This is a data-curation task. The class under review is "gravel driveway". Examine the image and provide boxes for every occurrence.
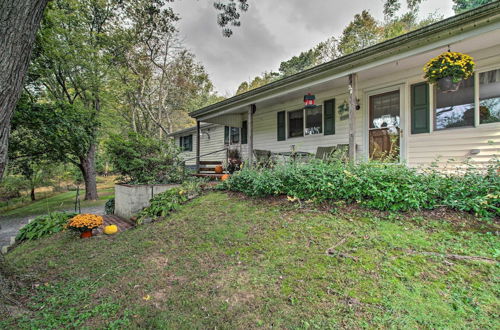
[0,205,105,249]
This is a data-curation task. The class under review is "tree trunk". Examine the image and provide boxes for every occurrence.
[79,143,98,201]
[30,187,36,201]
[0,0,49,179]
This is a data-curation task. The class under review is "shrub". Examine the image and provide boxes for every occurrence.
[106,132,183,184]
[16,212,77,242]
[138,179,206,221]
[105,198,115,215]
[0,175,28,200]
[220,160,500,218]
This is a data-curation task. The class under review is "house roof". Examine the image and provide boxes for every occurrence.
[168,122,216,137]
[189,2,500,119]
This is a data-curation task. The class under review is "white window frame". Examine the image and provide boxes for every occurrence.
[476,65,500,126]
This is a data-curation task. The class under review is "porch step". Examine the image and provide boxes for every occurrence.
[191,173,225,179]
[198,167,218,172]
[199,161,222,166]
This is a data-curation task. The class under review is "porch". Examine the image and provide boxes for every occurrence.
[187,11,500,168]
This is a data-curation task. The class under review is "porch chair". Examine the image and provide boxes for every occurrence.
[253,149,273,167]
[334,144,350,162]
[315,146,337,161]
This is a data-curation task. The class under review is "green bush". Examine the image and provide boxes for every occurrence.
[220,160,500,218]
[0,175,28,200]
[138,179,206,221]
[16,212,77,241]
[106,132,183,184]
[105,198,115,215]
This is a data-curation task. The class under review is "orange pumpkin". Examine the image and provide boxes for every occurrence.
[221,174,230,181]
[214,165,223,174]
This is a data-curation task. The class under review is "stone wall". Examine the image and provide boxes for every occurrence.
[114,184,179,219]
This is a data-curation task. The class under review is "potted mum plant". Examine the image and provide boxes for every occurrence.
[423,51,475,93]
[67,214,103,238]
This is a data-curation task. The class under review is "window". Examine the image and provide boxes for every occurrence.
[434,76,474,130]
[179,135,192,152]
[370,91,400,129]
[479,69,500,124]
[288,109,304,138]
[224,126,240,145]
[305,106,322,135]
[230,127,240,144]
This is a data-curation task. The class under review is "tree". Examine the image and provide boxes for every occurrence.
[11,98,99,200]
[452,0,495,13]
[338,10,383,56]
[0,0,249,181]
[0,0,50,180]
[236,72,279,94]
[113,0,221,137]
[214,0,249,37]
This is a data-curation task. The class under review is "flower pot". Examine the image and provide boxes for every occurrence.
[80,230,93,238]
[437,77,462,93]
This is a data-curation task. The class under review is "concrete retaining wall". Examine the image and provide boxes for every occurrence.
[114,184,179,219]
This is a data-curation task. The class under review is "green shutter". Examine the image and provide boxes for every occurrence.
[411,83,430,134]
[224,126,229,144]
[277,111,286,141]
[324,99,335,135]
[241,121,247,144]
[187,135,193,151]
[179,136,183,149]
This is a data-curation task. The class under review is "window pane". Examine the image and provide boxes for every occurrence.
[305,106,322,135]
[435,77,474,130]
[230,127,239,144]
[480,69,500,124]
[370,91,400,129]
[288,110,303,138]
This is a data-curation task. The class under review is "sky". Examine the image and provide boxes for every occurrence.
[170,0,455,96]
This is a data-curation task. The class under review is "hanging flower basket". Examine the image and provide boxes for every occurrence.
[423,52,475,93]
[437,77,461,93]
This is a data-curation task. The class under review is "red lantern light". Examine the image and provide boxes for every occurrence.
[304,93,316,109]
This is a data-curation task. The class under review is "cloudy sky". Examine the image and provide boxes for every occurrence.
[170,0,455,96]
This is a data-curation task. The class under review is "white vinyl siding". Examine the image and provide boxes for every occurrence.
[173,125,227,165]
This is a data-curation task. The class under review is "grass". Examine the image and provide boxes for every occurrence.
[0,177,115,219]
[2,192,499,328]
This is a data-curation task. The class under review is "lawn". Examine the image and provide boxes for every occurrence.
[0,177,116,218]
[2,192,499,328]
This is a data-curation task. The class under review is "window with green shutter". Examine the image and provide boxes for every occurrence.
[324,98,335,135]
[277,111,286,141]
[180,135,192,152]
[411,83,430,134]
[241,121,247,144]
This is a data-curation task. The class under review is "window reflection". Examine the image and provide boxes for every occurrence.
[480,69,500,124]
[434,77,474,130]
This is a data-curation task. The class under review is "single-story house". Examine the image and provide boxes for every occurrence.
[177,3,500,171]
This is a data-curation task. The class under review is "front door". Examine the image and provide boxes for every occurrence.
[369,90,401,161]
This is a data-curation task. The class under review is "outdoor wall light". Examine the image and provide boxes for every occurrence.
[304,93,316,109]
